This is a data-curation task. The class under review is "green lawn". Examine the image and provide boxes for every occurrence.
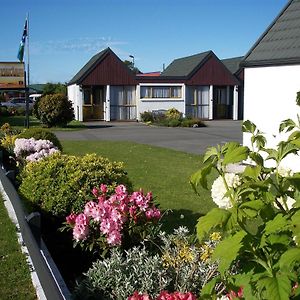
[0,116,86,131]
[62,140,217,230]
[0,195,36,300]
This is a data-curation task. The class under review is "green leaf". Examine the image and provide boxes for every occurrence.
[290,138,300,149]
[279,248,300,272]
[212,230,247,275]
[291,210,300,237]
[190,161,213,191]
[249,151,264,166]
[257,273,291,300]
[203,146,218,163]
[201,277,220,297]
[264,214,289,235]
[243,120,257,133]
[196,208,231,241]
[252,134,267,149]
[240,200,265,218]
[222,142,249,165]
[279,118,296,133]
[277,141,298,161]
[243,165,261,179]
[287,174,300,190]
[265,148,278,162]
[267,233,290,246]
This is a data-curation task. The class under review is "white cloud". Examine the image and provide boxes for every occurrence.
[31,37,127,55]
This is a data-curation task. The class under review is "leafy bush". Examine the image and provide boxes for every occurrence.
[19,153,132,217]
[75,227,222,299]
[0,107,9,116]
[32,97,41,119]
[190,118,300,299]
[167,119,181,127]
[140,111,155,122]
[165,108,182,120]
[181,118,206,128]
[37,93,74,127]
[75,247,169,300]
[18,128,63,151]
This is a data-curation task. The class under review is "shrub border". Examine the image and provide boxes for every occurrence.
[0,168,71,300]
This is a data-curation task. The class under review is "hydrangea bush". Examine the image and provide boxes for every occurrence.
[190,118,300,299]
[65,184,161,251]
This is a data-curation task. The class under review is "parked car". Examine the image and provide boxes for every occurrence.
[29,94,42,102]
[1,97,34,109]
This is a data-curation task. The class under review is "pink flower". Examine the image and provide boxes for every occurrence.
[156,291,197,300]
[97,195,106,203]
[107,230,122,246]
[75,213,89,226]
[227,287,243,300]
[73,213,89,241]
[115,184,127,195]
[91,205,103,222]
[84,201,97,217]
[73,223,89,241]
[145,207,161,220]
[66,213,77,225]
[92,187,99,197]
[100,184,107,194]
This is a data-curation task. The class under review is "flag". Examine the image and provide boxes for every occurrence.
[17,19,28,62]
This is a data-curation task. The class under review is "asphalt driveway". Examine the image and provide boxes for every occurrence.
[55,120,243,155]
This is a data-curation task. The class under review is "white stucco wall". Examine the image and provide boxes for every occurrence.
[243,65,300,170]
[137,83,185,120]
[67,84,83,121]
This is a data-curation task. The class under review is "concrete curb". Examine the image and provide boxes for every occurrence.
[0,167,71,300]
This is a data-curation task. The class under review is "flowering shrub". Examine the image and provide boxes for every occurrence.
[14,138,59,162]
[17,128,63,151]
[190,118,300,299]
[160,227,221,293]
[65,184,161,249]
[128,291,197,300]
[74,227,222,300]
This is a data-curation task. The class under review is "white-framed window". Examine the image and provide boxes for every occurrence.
[140,86,182,99]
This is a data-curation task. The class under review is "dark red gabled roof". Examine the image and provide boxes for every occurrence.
[69,48,136,86]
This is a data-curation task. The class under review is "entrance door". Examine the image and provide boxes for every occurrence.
[213,86,232,119]
[82,86,105,121]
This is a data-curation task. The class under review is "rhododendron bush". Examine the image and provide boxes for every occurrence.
[65,184,161,250]
[191,118,300,299]
[14,137,59,162]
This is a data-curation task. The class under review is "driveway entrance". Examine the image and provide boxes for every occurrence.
[55,120,242,155]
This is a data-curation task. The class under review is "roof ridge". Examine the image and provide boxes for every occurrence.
[242,0,298,66]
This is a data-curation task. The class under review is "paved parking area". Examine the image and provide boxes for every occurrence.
[55,120,243,155]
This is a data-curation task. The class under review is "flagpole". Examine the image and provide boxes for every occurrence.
[25,13,30,128]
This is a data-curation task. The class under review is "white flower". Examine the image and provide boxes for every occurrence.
[211,173,241,209]
[274,196,296,211]
[277,165,294,178]
[217,296,229,300]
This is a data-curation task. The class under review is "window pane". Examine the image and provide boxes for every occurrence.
[172,87,181,98]
[83,89,91,105]
[141,87,151,98]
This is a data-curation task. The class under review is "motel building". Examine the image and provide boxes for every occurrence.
[67,48,243,122]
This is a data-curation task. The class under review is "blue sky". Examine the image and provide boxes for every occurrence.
[1,0,288,84]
